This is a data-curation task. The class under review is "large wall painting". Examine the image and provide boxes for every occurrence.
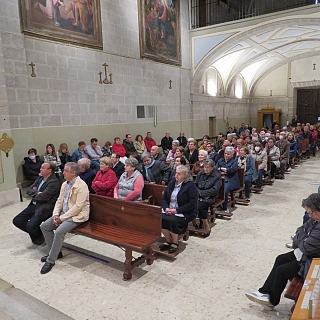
[139,0,181,66]
[19,0,103,49]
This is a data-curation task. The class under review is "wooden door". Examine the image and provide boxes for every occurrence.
[297,89,320,124]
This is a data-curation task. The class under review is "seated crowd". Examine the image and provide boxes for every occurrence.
[17,123,320,286]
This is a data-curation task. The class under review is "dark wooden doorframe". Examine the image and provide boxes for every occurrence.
[297,89,320,124]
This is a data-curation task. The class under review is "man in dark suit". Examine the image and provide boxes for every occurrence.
[13,162,60,245]
[111,152,125,179]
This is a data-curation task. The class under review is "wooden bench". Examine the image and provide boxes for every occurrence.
[17,164,34,202]
[262,155,273,185]
[284,276,304,306]
[73,194,161,280]
[210,178,226,221]
[142,183,189,256]
[230,168,246,207]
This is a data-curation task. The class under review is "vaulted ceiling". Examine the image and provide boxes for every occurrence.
[191,7,320,94]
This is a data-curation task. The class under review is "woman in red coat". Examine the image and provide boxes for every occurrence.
[91,157,118,197]
[112,137,126,157]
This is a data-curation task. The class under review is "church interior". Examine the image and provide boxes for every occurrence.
[0,0,320,319]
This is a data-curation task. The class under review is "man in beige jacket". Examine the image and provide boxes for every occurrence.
[40,162,90,274]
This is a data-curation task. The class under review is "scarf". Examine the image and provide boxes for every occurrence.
[144,159,155,182]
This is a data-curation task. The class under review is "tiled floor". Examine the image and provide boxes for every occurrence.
[0,157,319,320]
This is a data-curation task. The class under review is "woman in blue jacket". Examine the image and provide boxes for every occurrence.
[236,146,257,201]
[215,146,239,213]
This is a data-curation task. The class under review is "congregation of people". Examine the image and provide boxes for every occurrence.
[15,118,320,287]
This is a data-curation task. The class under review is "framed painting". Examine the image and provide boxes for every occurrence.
[138,0,181,66]
[19,0,103,50]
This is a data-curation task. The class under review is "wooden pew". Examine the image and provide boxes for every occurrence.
[284,276,304,313]
[210,178,226,221]
[262,155,273,185]
[17,164,34,202]
[230,168,245,207]
[73,194,161,280]
[142,183,189,257]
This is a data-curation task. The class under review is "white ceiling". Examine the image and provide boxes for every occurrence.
[191,7,320,94]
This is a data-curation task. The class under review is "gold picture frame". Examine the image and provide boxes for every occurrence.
[19,0,103,50]
[138,0,181,66]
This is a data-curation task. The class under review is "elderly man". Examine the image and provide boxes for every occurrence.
[150,145,165,161]
[13,162,60,245]
[40,162,90,274]
[110,152,125,179]
[85,138,103,171]
[161,131,173,155]
[246,193,320,310]
[144,131,157,152]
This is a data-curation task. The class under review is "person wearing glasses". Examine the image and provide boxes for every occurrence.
[13,162,60,245]
[246,193,320,310]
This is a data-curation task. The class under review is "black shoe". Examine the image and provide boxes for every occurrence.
[32,235,45,245]
[40,262,55,274]
[168,243,179,254]
[159,243,171,251]
[202,229,211,238]
[41,251,63,263]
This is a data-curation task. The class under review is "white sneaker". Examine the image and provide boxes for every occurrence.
[245,291,270,306]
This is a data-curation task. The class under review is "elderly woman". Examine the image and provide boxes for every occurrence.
[141,152,171,185]
[114,158,144,201]
[250,141,267,191]
[160,165,198,254]
[166,140,180,162]
[246,193,320,310]
[192,150,208,175]
[215,146,240,213]
[91,157,118,197]
[236,146,257,201]
[194,159,222,236]
[78,158,96,193]
[112,137,127,160]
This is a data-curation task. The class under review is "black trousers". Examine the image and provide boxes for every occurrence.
[259,251,300,306]
[198,198,215,219]
[270,162,276,178]
[12,203,45,242]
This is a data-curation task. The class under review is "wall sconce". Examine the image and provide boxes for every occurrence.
[101,63,113,84]
[169,80,172,89]
[270,90,273,96]
[29,62,36,77]
[313,63,316,70]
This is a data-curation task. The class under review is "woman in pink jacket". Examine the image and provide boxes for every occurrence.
[91,157,118,197]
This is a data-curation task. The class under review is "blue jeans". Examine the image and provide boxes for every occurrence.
[223,182,233,210]
[256,169,264,188]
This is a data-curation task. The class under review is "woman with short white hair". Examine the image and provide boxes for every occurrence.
[166,140,180,162]
[192,150,208,175]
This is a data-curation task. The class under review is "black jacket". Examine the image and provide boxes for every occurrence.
[161,136,173,152]
[24,156,43,181]
[122,139,137,157]
[195,170,222,200]
[184,149,199,164]
[162,180,199,222]
[112,161,125,180]
[26,174,60,219]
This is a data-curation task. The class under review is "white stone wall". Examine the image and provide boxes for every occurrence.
[0,0,191,130]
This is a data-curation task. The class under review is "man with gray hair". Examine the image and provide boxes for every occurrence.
[161,131,173,155]
[40,162,90,274]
